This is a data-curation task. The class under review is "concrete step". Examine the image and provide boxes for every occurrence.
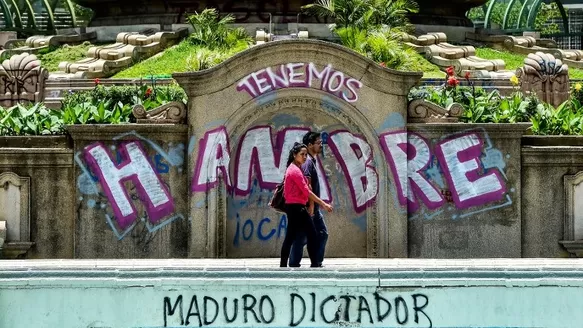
[0,259,582,328]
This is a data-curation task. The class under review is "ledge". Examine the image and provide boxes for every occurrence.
[66,124,188,140]
[0,135,71,148]
[522,146,583,166]
[407,123,531,138]
[560,240,583,258]
[523,135,583,147]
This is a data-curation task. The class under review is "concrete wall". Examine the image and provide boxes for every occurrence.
[407,123,527,258]
[2,40,583,259]
[1,259,583,328]
[68,125,190,258]
[0,137,74,258]
[521,140,583,257]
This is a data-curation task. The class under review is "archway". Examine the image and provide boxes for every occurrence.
[174,39,421,259]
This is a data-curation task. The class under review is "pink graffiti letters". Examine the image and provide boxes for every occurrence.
[237,63,363,103]
[227,125,332,201]
[380,131,444,212]
[234,126,305,195]
[83,141,175,229]
[434,132,506,209]
[192,126,232,192]
[327,130,379,213]
[379,130,507,212]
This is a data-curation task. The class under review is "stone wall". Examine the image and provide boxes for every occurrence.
[2,40,583,259]
[0,136,74,258]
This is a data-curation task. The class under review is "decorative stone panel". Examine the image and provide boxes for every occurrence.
[0,53,48,107]
[516,52,569,108]
[561,171,583,257]
[0,172,33,258]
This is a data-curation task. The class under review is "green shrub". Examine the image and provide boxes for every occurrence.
[0,103,63,135]
[61,83,187,123]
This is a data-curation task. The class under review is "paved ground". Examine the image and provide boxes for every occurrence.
[1,258,583,270]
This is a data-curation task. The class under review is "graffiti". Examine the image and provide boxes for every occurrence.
[192,126,232,192]
[379,128,511,218]
[327,130,379,213]
[237,63,363,103]
[194,126,369,212]
[233,213,288,246]
[233,126,331,201]
[84,142,175,230]
[76,131,185,241]
[163,292,432,327]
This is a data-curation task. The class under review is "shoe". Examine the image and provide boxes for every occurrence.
[310,263,323,268]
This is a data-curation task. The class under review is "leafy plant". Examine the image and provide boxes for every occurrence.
[302,0,417,31]
[187,8,252,50]
[0,103,63,135]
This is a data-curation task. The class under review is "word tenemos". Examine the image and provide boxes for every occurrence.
[237,62,363,103]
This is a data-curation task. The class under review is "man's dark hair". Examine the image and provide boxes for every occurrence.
[302,131,321,146]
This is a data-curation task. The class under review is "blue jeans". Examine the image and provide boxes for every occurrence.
[289,210,328,267]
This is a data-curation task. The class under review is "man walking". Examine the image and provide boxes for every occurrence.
[289,131,328,268]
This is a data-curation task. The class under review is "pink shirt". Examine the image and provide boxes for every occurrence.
[284,164,310,205]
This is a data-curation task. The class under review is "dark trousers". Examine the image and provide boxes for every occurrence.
[289,210,328,267]
[280,204,319,267]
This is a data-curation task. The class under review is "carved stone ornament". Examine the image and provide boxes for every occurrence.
[407,99,463,123]
[0,172,34,259]
[132,101,187,123]
[516,51,569,108]
[560,171,583,257]
[0,52,48,107]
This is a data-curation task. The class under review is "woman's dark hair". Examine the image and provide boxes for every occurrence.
[286,142,307,167]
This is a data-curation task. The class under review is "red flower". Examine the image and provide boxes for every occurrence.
[464,71,471,80]
[145,88,152,97]
[447,76,459,87]
[94,78,100,85]
[379,62,386,67]
[446,66,455,76]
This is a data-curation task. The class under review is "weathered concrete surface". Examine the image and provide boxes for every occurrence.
[521,145,583,258]
[175,39,422,260]
[0,143,74,258]
[2,258,583,328]
[407,123,528,258]
[67,125,189,258]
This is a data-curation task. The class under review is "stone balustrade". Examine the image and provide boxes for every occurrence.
[405,32,513,78]
[54,28,188,79]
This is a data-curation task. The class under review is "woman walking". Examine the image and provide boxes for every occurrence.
[280,142,333,267]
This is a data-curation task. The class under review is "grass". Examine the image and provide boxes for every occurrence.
[36,42,94,72]
[476,47,583,79]
[113,41,198,78]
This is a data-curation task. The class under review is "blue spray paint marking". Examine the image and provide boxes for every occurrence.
[113,131,185,167]
[144,214,185,233]
[378,112,405,132]
[256,91,278,106]
[271,113,302,128]
[352,214,367,232]
[204,119,227,130]
[75,151,99,195]
[187,135,196,155]
[106,214,137,240]
[455,194,513,220]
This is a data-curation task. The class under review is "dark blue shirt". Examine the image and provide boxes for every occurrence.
[301,153,320,210]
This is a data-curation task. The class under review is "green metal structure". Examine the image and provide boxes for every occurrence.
[484,0,569,33]
[0,0,77,32]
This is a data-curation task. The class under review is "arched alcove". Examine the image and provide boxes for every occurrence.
[174,39,421,259]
